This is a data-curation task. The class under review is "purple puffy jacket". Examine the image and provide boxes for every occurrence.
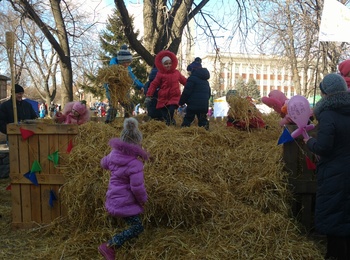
[101,138,149,217]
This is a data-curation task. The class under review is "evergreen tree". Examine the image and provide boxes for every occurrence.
[234,77,260,100]
[234,76,246,96]
[82,9,148,101]
[100,9,148,82]
[246,78,261,100]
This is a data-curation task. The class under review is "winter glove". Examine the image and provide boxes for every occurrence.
[144,97,152,106]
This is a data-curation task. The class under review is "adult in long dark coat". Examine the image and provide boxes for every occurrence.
[179,59,211,130]
[0,84,37,134]
[304,73,350,260]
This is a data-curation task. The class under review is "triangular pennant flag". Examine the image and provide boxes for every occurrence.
[66,139,73,153]
[305,156,317,170]
[24,171,39,186]
[277,128,294,145]
[6,184,11,190]
[49,189,57,208]
[48,151,59,166]
[31,160,42,173]
[20,127,35,140]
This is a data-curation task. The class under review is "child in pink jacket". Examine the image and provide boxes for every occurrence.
[98,117,149,260]
[145,50,187,125]
[53,101,90,125]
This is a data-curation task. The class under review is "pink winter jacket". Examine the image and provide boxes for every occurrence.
[100,138,149,217]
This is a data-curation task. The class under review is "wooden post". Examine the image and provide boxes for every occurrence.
[5,31,17,123]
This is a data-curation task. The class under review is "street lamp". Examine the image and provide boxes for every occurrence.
[75,88,84,101]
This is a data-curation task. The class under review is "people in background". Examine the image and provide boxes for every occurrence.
[98,117,149,260]
[304,73,350,260]
[145,50,187,126]
[0,84,37,135]
[179,57,211,130]
[49,101,56,118]
[39,103,46,118]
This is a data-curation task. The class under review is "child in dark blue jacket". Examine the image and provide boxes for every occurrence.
[179,58,211,130]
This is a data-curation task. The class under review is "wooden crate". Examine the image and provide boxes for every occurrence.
[283,125,318,232]
[7,123,78,229]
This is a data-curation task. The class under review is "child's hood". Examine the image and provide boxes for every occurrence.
[108,138,149,160]
[191,68,210,80]
[155,50,178,73]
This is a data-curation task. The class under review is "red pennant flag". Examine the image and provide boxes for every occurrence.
[20,127,35,140]
[305,156,316,170]
[6,184,11,190]
[66,139,73,153]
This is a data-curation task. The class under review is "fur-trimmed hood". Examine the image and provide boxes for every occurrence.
[313,91,350,119]
[154,50,178,74]
[108,138,149,161]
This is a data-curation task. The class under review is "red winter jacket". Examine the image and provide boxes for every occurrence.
[146,50,187,109]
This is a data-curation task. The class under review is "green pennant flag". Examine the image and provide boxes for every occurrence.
[31,160,42,173]
[48,150,59,166]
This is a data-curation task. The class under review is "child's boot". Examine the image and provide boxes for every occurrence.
[98,243,115,260]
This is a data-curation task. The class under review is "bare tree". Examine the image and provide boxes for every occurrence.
[252,0,350,96]
[7,0,72,104]
[4,0,105,105]
[114,0,251,66]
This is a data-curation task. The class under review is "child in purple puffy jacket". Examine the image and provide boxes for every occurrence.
[98,117,149,260]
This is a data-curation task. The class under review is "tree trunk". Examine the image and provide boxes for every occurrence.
[11,0,74,105]
[115,0,209,66]
[49,0,73,105]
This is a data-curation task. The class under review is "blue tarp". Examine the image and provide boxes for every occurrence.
[24,98,39,116]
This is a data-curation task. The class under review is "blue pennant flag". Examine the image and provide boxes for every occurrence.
[49,189,57,208]
[277,128,294,145]
[24,171,39,186]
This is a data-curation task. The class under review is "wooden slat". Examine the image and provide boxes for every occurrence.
[41,185,52,223]
[289,179,317,193]
[11,184,22,224]
[21,185,31,223]
[19,137,29,175]
[301,195,314,232]
[8,135,19,176]
[29,134,41,224]
[31,185,42,223]
[7,123,79,134]
[40,134,50,174]
[12,222,39,229]
[11,174,65,185]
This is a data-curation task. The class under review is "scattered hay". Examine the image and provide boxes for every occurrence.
[0,114,325,259]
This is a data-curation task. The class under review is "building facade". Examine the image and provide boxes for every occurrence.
[200,53,313,99]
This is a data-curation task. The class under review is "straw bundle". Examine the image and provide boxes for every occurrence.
[226,96,264,128]
[96,65,133,107]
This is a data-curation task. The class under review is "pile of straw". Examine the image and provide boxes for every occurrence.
[96,65,133,106]
[53,115,323,259]
[0,114,324,259]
